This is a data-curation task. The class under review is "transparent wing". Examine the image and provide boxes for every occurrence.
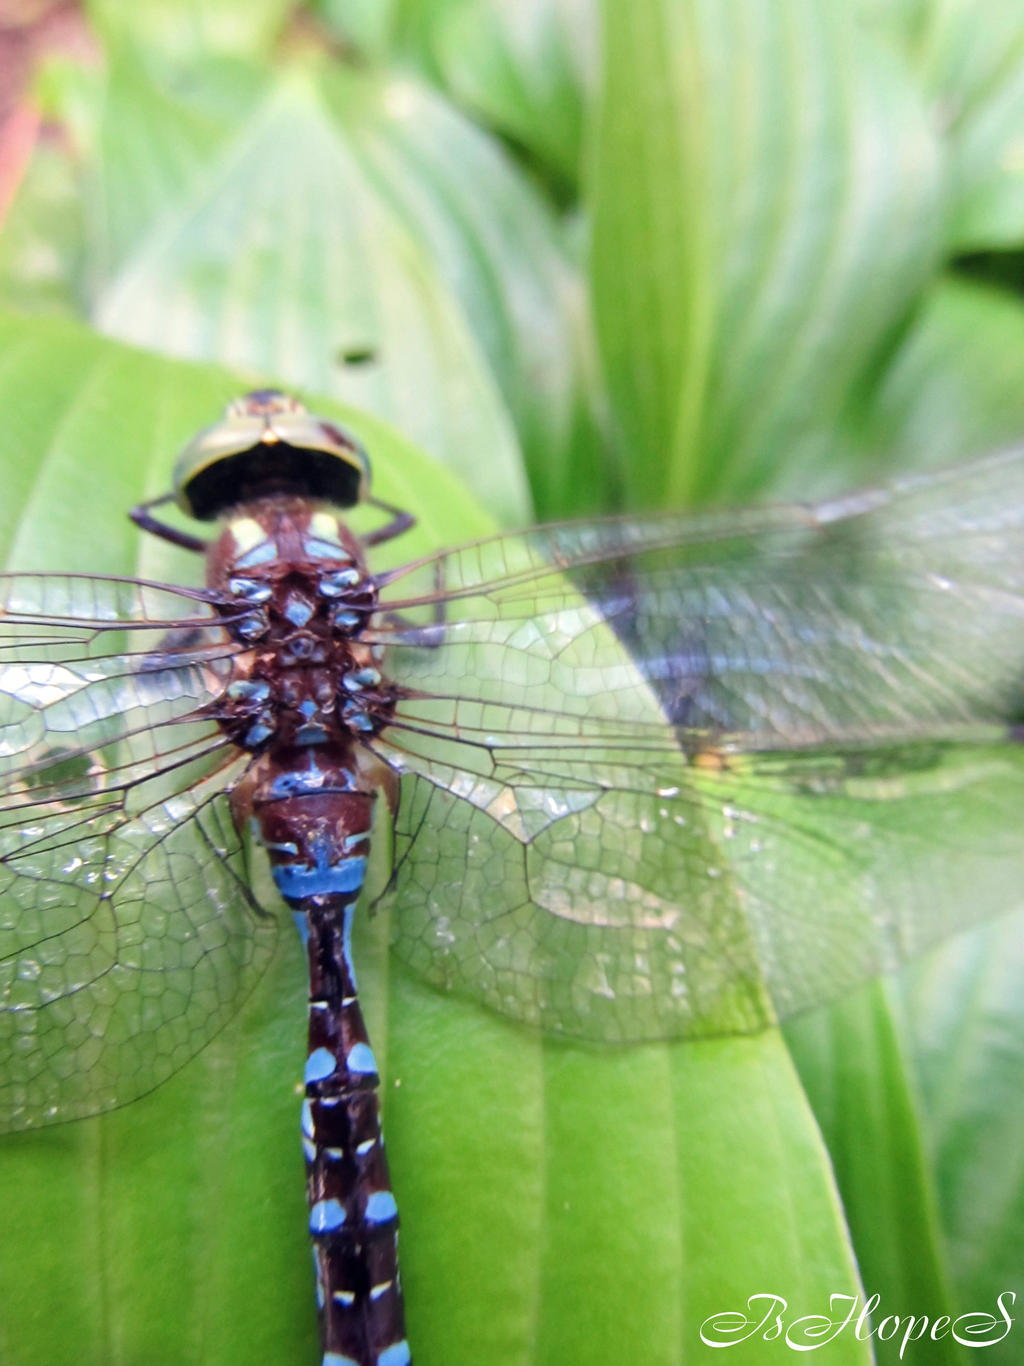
[367,447,1024,1041]
[0,574,275,1133]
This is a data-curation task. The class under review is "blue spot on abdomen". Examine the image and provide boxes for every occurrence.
[346,1042,377,1076]
[272,854,367,902]
[305,1047,337,1084]
[364,1190,398,1225]
[377,1341,412,1366]
[310,1198,347,1235]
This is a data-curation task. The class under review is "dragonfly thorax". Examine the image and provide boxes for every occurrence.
[207,497,392,753]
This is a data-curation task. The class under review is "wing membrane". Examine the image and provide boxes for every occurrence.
[376,446,1024,745]
[0,574,275,1132]
[371,448,1024,1040]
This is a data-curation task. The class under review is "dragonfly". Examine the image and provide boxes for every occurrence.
[1,390,1022,1366]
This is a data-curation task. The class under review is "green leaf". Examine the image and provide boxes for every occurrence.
[435,0,598,188]
[0,313,872,1366]
[591,0,945,508]
[86,0,293,68]
[903,912,1024,1366]
[0,123,85,319]
[787,986,966,1366]
[0,56,267,313]
[307,0,402,63]
[913,1,1024,249]
[91,71,532,526]
[850,275,1024,471]
[325,69,603,517]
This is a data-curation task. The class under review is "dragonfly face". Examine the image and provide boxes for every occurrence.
[1,392,1023,1364]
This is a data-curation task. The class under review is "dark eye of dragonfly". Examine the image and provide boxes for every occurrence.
[2,388,1023,1366]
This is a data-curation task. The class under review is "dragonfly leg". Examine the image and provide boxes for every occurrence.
[362,496,415,548]
[129,493,208,553]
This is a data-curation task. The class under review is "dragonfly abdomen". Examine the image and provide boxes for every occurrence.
[253,783,409,1366]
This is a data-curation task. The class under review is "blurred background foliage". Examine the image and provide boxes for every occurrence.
[0,1,1021,1364]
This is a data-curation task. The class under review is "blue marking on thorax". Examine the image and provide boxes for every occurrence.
[292,911,310,948]
[343,667,380,692]
[234,539,278,569]
[273,851,367,902]
[305,536,347,560]
[301,1099,314,1139]
[310,1198,346,1235]
[346,1042,377,1076]
[364,1190,398,1225]
[323,1354,359,1366]
[295,723,329,746]
[378,1341,412,1366]
[305,1047,337,1084]
[302,1136,316,1163]
[228,678,270,702]
[284,595,315,626]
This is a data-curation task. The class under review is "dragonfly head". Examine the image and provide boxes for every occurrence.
[173,390,372,521]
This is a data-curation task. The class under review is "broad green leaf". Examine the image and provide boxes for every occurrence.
[914,0,1024,248]
[787,986,965,1366]
[854,0,933,47]
[4,53,590,520]
[0,56,266,314]
[0,120,85,318]
[93,72,532,526]
[435,0,598,188]
[591,0,944,508]
[0,313,873,1366]
[390,0,473,75]
[307,0,402,62]
[849,275,1024,472]
[902,912,1024,1366]
[765,274,1024,496]
[2,58,538,525]
[325,69,604,517]
[85,59,268,284]
[86,0,292,67]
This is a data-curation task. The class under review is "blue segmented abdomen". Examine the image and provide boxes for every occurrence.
[254,780,410,1366]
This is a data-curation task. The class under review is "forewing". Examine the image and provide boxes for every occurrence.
[377,446,1024,744]
[370,448,1024,1041]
